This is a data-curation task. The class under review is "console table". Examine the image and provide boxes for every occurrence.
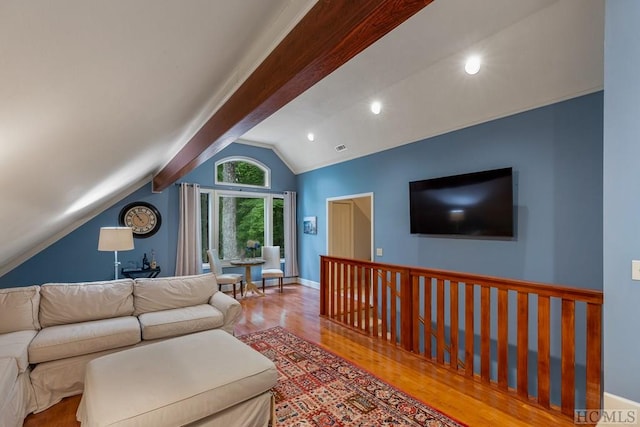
[121,267,161,279]
[229,259,265,297]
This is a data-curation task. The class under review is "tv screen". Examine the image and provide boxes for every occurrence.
[409,167,514,237]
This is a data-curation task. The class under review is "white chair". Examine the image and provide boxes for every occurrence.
[261,246,284,293]
[207,249,244,298]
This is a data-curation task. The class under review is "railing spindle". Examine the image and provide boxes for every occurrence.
[412,274,420,353]
[538,295,551,408]
[401,269,413,351]
[390,271,398,345]
[348,265,353,326]
[561,299,576,416]
[517,291,529,398]
[364,267,370,333]
[372,268,379,338]
[424,277,432,358]
[437,279,445,364]
[450,281,459,370]
[481,286,491,383]
[498,288,509,389]
[465,283,474,377]
[331,261,337,319]
[355,266,366,331]
[381,270,388,341]
[586,302,602,412]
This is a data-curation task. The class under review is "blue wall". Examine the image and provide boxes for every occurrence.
[0,143,296,287]
[603,0,640,403]
[298,92,603,291]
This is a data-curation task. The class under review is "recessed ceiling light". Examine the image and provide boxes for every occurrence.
[307,132,315,142]
[370,101,382,115]
[464,55,481,75]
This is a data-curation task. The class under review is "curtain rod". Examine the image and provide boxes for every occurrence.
[174,182,287,195]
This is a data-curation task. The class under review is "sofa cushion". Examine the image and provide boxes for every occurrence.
[133,274,218,316]
[29,316,140,364]
[0,358,18,402]
[0,330,37,373]
[39,279,134,328]
[0,286,40,333]
[138,304,224,341]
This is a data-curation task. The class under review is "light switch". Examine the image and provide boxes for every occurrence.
[632,260,640,281]
[376,248,383,256]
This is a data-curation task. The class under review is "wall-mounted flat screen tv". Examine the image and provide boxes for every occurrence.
[409,167,514,237]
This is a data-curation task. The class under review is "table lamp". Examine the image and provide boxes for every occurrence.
[98,227,134,279]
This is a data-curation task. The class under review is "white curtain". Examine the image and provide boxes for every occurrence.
[176,183,202,276]
[284,191,299,277]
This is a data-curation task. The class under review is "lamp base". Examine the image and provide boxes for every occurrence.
[113,250,120,280]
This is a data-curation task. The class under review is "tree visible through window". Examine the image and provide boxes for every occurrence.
[218,196,264,259]
[216,157,269,188]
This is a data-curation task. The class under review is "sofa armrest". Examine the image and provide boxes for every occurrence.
[209,292,242,334]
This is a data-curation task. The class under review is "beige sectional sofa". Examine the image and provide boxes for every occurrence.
[0,273,241,427]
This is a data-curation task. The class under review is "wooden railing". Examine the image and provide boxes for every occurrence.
[319,256,603,419]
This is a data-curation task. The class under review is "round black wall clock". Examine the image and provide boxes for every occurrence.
[118,201,162,238]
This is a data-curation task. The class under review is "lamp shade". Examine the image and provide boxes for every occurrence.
[98,227,134,251]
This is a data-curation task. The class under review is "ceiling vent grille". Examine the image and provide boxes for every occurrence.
[334,144,347,152]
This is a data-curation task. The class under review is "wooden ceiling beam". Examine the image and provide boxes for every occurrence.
[152,0,432,191]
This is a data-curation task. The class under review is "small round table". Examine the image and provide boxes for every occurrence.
[229,258,266,297]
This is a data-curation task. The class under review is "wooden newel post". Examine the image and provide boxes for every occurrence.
[401,268,413,351]
[320,256,327,316]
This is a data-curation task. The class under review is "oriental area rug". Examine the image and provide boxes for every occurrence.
[237,327,466,427]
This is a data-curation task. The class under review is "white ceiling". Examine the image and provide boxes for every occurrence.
[0,0,604,275]
[242,0,604,173]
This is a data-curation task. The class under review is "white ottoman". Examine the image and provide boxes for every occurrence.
[76,330,277,427]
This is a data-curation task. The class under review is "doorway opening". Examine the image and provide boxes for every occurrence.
[326,193,373,261]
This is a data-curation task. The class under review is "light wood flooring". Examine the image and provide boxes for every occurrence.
[24,284,576,427]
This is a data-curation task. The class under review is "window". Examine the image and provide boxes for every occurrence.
[200,158,282,264]
[215,157,270,189]
[201,190,283,263]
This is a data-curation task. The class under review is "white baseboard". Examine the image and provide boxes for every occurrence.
[296,278,319,290]
[262,277,316,288]
[595,392,640,426]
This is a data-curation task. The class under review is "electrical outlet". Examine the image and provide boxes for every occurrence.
[376,248,383,256]
[632,260,640,281]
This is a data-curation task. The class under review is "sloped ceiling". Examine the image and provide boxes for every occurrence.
[0,0,603,275]
[0,0,315,274]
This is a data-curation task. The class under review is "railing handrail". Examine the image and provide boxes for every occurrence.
[321,255,603,304]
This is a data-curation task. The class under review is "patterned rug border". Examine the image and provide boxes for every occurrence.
[237,326,469,427]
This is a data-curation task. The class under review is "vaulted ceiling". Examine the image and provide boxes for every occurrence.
[0,0,603,275]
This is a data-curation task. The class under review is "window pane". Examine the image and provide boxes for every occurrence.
[200,193,210,263]
[273,198,285,258]
[218,196,265,259]
[217,160,266,187]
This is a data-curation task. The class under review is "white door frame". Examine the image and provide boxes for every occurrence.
[326,192,374,260]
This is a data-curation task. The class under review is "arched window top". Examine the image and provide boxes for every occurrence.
[215,156,270,189]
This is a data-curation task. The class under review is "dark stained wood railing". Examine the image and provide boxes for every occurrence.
[320,256,604,420]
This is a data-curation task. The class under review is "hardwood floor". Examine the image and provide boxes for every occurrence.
[24,284,576,427]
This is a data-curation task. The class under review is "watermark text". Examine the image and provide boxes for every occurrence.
[574,409,638,425]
